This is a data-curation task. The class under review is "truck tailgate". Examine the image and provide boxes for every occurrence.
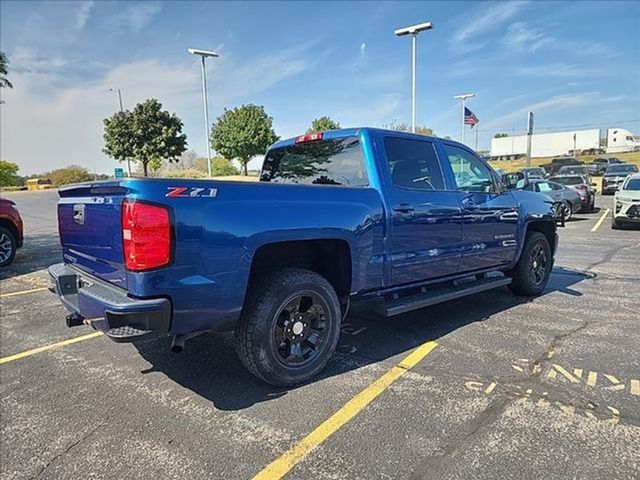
[58,183,128,289]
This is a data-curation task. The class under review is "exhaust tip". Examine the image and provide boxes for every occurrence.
[170,335,185,353]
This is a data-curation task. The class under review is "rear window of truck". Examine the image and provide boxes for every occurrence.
[260,136,368,186]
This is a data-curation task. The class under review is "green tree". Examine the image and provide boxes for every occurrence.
[0,51,13,89]
[212,157,239,176]
[211,104,278,175]
[103,99,187,176]
[0,160,20,186]
[494,133,509,138]
[48,165,93,186]
[307,116,341,133]
[386,121,434,136]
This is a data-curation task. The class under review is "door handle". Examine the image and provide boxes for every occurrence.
[393,203,415,214]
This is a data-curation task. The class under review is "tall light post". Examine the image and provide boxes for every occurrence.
[188,48,219,178]
[109,87,131,176]
[453,93,475,144]
[394,21,433,133]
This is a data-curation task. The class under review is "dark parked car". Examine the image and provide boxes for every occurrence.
[520,167,546,181]
[602,163,640,195]
[556,164,592,184]
[587,157,623,176]
[540,157,582,176]
[0,198,24,267]
[550,174,596,212]
[522,180,582,221]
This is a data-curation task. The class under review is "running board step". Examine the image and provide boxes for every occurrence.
[106,325,155,342]
[382,277,512,317]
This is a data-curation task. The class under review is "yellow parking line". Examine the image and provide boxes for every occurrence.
[0,286,49,298]
[252,340,438,480]
[0,331,103,365]
[591,208,610,232]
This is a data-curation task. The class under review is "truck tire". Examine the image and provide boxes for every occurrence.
[0,226,17,267]
[508,231,552,296]
[235,268,342,387]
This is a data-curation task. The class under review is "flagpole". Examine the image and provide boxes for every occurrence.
[474,127,479,151]
[453,93,475,145]
[461,98,465,144]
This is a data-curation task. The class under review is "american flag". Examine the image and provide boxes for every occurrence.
[464,107,479,128]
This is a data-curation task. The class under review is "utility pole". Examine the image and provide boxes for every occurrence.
[109,87,131,176]
[526,111,534,167]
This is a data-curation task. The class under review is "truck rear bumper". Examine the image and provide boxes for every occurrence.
[48,263,171,342]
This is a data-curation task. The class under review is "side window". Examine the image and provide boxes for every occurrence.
[442,145,496,193]
[536,182,552,193]
[550,183,563,191]
[383,137,446,191]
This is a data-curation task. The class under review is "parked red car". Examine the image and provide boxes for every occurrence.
[0,198,24,267]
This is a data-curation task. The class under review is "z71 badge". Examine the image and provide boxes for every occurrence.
[166,187,218,198]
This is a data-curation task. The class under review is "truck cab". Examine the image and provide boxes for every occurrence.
[50,128,557,386]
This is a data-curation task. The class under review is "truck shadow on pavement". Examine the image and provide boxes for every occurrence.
[0,233,61,280]
[133,265,594,411]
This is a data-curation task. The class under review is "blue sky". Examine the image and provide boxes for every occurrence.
[1,0,639,174]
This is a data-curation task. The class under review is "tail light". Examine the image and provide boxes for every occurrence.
[121,200,172,271]
[295,132,323,143]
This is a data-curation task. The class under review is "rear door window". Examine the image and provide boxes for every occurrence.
[260,136,368,186]
[383,137,445,191]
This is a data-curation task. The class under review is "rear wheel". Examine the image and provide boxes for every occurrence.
[508,231,552,296]
[235,268,342,386]
[560,201,573,221]
[0,227,17,267]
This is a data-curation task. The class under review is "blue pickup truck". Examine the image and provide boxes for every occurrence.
[50,128,558,386]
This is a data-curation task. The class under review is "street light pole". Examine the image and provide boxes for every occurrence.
[188,48,219,179]
[395,22,433,134]
[109,87,131,176]
[453,93,475,145]
[411,33,417,132]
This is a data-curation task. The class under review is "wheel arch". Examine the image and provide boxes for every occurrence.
[246,238,353,310]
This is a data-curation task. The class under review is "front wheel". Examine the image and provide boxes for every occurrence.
[235,268,342,386]
[508,231,552,296]
[0,227,17,267]
[560,201,573,221]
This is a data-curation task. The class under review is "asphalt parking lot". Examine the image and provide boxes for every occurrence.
[1,189,639,480]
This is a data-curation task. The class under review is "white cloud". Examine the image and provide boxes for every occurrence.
[1,47,313,175]
[515,63,600,77]
[360,42,366,58]
[76,1,95,30]
[482,92,626,131]
[10,46,68,74]
[113,2,162,32]
[503,22,553,52]
[451,2,525,53]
